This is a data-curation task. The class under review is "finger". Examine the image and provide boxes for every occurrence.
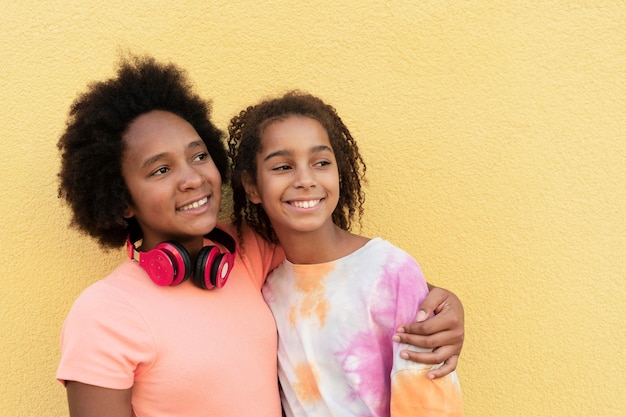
[427,355,459,379]
[417,287,448,319]
[400,344,458,365]
[401,315,447,337]
[396,315,446,336]
[395,322,464,351]
[409,307,462,337]
[394,331,442,350]
[393,332,432,350]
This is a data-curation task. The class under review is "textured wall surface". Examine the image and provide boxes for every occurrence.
[1,1,624,416]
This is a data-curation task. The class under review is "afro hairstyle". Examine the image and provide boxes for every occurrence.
[57,55,227,249]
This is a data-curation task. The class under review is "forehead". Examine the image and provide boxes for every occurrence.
[123,110,205,157]
[122,110,207,173]
[260,115,329,147]
[125,110,199,143]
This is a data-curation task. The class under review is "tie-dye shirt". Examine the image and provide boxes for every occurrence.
[262,238,464,417]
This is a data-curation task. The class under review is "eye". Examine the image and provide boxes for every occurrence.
[193,152,209,162]
[151,166,169,176]
[272,164,292,172]
[314,160,332,167]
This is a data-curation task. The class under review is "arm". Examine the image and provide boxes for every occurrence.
[393,285,464,379]
[389,262,464,415]
[58,280,149,417]
[66,381,133,417]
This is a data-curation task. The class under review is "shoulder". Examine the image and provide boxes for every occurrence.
[359,238,427,288]
[71,261,137,303]
[216,221,285,287]
[362,238,420,266]
[64,261,151,326]
[61,260,156,346]
[58,262,156,389]
[216,221,275,254]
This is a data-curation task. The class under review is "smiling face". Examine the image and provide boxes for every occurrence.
[244,115,340,241]
[122,110,222,251]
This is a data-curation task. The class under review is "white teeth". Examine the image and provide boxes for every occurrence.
[292,199,320,209]
[178,197,208,211]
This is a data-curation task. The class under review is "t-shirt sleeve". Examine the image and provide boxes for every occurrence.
[387,253,464,416]
[229,222,285,289]
[56,281,155,389]
[390,369,464,416]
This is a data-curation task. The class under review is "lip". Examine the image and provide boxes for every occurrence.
[176,196,209,212]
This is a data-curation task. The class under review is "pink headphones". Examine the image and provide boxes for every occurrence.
[126,228,236,290]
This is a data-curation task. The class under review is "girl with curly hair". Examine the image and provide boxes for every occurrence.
[56,56,464,417]
[228,91,464,416]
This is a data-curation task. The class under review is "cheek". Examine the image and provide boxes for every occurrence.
[252,173,271,198]
[326,171,341,190]
[129,185,170,219]
[204,161,223,186]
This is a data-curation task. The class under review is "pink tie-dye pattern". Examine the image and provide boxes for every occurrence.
[335,329,390,416]
[263,238,463,416]
[332,262,412,416]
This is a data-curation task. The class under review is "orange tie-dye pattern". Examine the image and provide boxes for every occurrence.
[291,264,334,326]
[289,305,297,326]
[294,363,322,403]
[265,239,463,416]
[390,370,464,416]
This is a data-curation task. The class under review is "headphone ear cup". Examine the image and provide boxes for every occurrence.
[146,241,191,286]
[185,228,237,290]
[211,251,235,289]
[194,246,220,289]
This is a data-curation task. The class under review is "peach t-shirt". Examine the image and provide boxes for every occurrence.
[57,223,284,417]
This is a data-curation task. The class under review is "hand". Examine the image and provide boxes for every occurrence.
[393,286,464,379]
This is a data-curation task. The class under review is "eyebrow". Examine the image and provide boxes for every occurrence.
[262,145,333,162]
[141,140,205,168]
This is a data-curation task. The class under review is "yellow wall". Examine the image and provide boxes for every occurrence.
[1,1,624,416]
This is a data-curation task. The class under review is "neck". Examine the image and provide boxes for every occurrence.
[275,225,369,264]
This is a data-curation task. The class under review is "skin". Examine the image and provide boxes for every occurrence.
[66,382,133,417]
[66,111,463,415]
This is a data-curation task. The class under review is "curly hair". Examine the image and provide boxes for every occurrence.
[57,55,227,249]
[227,91,366,244]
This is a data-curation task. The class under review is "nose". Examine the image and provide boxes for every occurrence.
[293,166,316,189]
[179,163,203,190]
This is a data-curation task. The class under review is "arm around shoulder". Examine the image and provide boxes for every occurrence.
[394,284,465,378]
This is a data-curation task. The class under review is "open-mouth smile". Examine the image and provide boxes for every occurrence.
[290,199,321,209]
[177,196,209,211]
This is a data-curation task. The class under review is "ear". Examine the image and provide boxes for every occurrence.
[123,202,135,219]
[241,171,261,204]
